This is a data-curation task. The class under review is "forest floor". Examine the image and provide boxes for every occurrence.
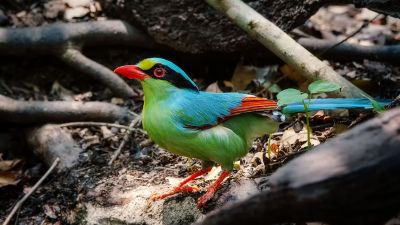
[0,1,399,225]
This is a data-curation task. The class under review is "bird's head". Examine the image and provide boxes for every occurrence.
[114,58,199,92]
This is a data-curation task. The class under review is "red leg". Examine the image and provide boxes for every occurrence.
[197,171,230,208]
[150,167,212,200]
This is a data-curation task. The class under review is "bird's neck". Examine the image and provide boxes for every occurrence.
[141,79,178,104]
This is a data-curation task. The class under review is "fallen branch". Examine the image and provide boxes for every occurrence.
[205,0,370,98]
[2,158,60,225]
[299,38,400,63]
[0,20,158,98]
[199,107,400,225]
[0,95,133,124]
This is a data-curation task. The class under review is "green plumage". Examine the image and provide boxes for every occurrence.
[142,79,279,170]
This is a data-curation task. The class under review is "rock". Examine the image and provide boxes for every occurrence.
[163,196,204,225]
[79,169,259,225]
[84,184,202,225]
[26,125,82,170]
[64,7,89,20]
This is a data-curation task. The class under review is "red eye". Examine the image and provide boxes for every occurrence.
[153,68,166,78]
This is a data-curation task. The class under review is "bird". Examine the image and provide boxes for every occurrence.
[114,57,389,208]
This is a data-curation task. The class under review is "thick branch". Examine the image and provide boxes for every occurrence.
[0,95,133,124]
[199,108,400,225]
[0,20,157,55]
[205,0,370,98]
[59,48,135,98]
[0,20,158,98]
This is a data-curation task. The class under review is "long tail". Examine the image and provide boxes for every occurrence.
[282,98,391,114]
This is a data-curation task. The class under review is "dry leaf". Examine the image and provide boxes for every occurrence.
[333,123,349,134]
[111,97,124,105]
[251,152,265,167]
[280,65,308,87]
[74,91,93,101]
[51,81,75,101]
[0,171,21,188]
[231,62,256,90]
[204,166,222,181]
[100,126,113,139]
[205,82,222,93]
[281,126,319,149]
[0,159,21,172]
[233,161,241,170]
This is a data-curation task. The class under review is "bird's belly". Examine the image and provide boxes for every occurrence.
[143,116,248,169]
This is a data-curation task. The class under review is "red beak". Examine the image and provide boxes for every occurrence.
[114,65,149,81]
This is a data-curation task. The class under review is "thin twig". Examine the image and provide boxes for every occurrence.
[108,116,142,165]
[3,158,60,225]
[318,14,381,57]
[59,121,142,132]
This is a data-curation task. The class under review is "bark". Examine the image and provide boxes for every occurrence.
[0,94,133,124]
[99,0,322,53]
[199,107,400,225]
[99,0,400,54]
[0,20,156,55]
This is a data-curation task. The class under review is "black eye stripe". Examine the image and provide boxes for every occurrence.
[144,63,198,91]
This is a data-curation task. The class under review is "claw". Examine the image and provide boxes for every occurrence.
[197,190,214,208]
[149,167,212,201]
[196,171,230,209]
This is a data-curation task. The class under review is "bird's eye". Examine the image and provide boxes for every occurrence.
[153,68,166,78]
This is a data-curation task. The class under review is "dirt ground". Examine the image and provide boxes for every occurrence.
[0,1,399,225]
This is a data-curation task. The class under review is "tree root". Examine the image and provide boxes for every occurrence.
[299,38,400,63]
[59,48,134,98]
[198,107,400,225]
[0,94,133,124]
[0,20,158,98]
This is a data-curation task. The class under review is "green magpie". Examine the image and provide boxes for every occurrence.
[114,57,387,208]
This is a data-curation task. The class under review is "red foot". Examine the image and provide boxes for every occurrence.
[150,167,212,201]
[151,185,199,200]
[197,171,230,208]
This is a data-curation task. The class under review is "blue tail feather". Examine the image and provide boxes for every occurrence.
[282,98,391,114]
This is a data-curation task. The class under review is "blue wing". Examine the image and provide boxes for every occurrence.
[169,90,278,129]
